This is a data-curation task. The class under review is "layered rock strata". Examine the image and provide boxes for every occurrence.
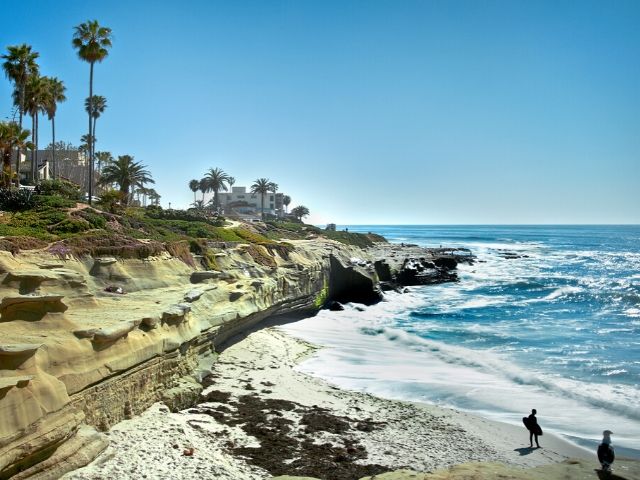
[0,238,464,479]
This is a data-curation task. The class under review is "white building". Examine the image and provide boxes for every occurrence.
[217,186,285,218]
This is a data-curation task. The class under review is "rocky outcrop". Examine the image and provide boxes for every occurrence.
[0,238,359,478]
[0,237,468,478]
[328,255,383,305]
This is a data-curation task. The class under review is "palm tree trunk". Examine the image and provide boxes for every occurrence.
[261,194,265,220]
[35,112,39,182]
[30,114,35,182]
[92,116,97,186]
[15,82,25,187]
[88,62,94,205]
[51,117,56,179]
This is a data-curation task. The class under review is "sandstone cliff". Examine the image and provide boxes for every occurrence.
[0,237,378,479]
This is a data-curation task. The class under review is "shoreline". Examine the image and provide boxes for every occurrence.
[63,326,640,480]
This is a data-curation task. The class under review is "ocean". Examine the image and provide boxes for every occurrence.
[281,225,640,457]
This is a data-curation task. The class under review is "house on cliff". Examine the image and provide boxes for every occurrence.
[218,186,286,220]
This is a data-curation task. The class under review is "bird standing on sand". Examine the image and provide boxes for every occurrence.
[597,430,615,472]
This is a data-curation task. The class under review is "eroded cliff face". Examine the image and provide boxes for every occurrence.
[0,238,371,479]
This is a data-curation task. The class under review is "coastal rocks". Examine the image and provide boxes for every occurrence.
[9,426,108,480]
[74,320,140,344]
[374,260,392,282]
[184,289,205,302]
[327,301,345,311]
[328,255,383,306]
[0,236,477,479]
[495,249,529,260]
[190,271,230,283]
[396,258,457,286]
[162,304,191,324]
[0,294,67,322]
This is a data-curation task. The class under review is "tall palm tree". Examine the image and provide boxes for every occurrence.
[2,44,39,186]
[203,167,230,212]
[85,95,107,163]
[188,179,199,204]
[73,20,112,204]
[42,77,66,179]
[0,122,33,187]
[282,195,291,214]
[94,150,113,173]
[98,154,154,205]
[251,177,276,221]
[20,74,48,182]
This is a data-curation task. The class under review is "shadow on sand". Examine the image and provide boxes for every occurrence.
[216,310,319,353]
[514,447,540,456]
[595,469,628,480]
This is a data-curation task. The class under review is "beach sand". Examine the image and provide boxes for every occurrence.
[64,327,639,480]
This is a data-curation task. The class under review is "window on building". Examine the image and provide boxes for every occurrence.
[270,195,274,201]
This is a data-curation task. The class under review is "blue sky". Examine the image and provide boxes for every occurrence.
[1,0,639,224]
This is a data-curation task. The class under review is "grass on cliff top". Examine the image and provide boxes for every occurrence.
[0,195,287,259]
[0,192,384,260]
[264,221,386,248]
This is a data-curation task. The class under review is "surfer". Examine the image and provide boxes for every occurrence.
[597,430,615,472]
[522,409,542,448]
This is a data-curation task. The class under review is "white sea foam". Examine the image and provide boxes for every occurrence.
[281,306,640,450]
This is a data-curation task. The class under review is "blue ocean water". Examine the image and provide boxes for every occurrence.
[282,225,640,455]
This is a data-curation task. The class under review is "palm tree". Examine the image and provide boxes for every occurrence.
[20,74,48,182]
[250,177,276,220]
[79,134,93,154]
[0,122,33,187]
[203,167,230,212]
[98,154,154,205]
[291,205,310,221]
[282,195,291,214]
[73,20,113,204]
[191,199,205,210]
[42,77,66,179]
[148,189,160,206]
[198,178,208,202]
[2,44,39,186]
[85,95,107,163]
[94,151,113,173]
[188,179,199,204]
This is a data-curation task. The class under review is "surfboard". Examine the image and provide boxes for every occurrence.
[523,417,543,435]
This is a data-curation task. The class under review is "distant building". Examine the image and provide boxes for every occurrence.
[23,149,99,192]
[218,186,287,219]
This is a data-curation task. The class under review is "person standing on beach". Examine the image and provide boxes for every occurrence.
[525,409,542,448]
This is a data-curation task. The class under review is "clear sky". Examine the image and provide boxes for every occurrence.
[1,0,639,224]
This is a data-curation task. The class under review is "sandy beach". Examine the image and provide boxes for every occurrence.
[61,325,640,480]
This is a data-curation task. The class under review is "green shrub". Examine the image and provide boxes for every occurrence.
[37,179,82,200]
[98,190,126,214]
[33,195,76,210]
[74,210,108,229]
[49,218,90,235]
[0,188,36,211]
